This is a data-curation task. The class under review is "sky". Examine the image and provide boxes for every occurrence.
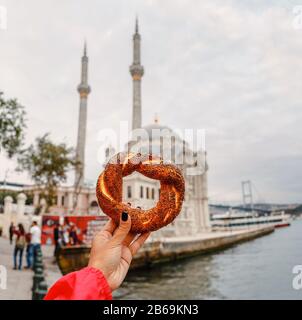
[0,0,301,204]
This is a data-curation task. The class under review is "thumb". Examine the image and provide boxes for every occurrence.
[111,211,131,246]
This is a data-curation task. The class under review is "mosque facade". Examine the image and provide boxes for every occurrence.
[29,19,211,238]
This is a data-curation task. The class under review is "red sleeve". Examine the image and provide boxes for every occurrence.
[44,267,112,300]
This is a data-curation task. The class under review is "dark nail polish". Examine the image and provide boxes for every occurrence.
[122,211,128,222]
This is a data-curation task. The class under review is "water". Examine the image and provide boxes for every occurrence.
[115,220,302,299]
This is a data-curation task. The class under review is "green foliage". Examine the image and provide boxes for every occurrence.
[0,190,18,205]
[290,205,302,215]
[18,134,77,207]
[0,190,33,206]
[0,91,27,158]
[25,192,33,205]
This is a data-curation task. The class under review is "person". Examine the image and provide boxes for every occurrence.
[13,223,26,270]
[44,211,150,300]
[25,231,33,269]
[69,225,79,246]
[9,222,14,245]
[62,222,70,245]
[58,225,64,245]
[53,223,60,256]
[30,221,41,265]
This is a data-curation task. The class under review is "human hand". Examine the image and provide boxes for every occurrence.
[88,212,150,291]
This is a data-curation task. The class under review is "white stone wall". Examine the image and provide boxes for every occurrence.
[123,172,159,209]
[0,194,41,237]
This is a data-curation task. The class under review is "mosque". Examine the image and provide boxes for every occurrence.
[29,19,211,238]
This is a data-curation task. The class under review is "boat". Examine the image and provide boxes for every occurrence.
[211,209,290,231]
[271,211,291,228]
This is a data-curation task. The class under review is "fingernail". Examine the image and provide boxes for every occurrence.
[122,211,128,222]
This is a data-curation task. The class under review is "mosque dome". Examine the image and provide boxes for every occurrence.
[128,119,191,163]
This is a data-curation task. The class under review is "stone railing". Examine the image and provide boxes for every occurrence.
[0,193,42,237]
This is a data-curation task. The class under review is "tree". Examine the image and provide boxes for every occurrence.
[18,134,77,210]
[0,190,33,206]
[0,91,27,158]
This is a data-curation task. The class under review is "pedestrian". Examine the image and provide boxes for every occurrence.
[9,222,14,245]
[62,223,70,246]
[53,223,60,256]
[69,225,79,246]
[25,231,33,269]
[58,225,64,245]
[30,221,41,265]
[13,223,26,270]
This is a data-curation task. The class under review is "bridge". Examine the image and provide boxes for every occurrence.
[209,203,302,215]
[210,180,301,215]
[209,204,271,214]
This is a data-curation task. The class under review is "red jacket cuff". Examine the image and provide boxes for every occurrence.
[44,266,112,300]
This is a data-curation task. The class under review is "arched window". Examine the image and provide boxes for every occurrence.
[146,187,150,199]
[151,188,155,200]
[90,200,98,207]
[127,186,132,198]
[140,186,144,198]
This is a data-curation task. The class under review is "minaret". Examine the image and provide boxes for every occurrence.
[75,42,91,187]
[129,17,144,130]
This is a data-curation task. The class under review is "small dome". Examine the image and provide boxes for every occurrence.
[142,123,174,137]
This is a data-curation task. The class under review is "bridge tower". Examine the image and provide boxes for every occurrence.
[241,180,254,211]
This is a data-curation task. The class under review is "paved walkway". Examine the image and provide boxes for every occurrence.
[0,237,61,300]
[42,245,61,289]
[0,237,32,300]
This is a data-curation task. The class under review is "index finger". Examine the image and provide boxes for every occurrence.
[102,218,117,235]
[129,232,151,256]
